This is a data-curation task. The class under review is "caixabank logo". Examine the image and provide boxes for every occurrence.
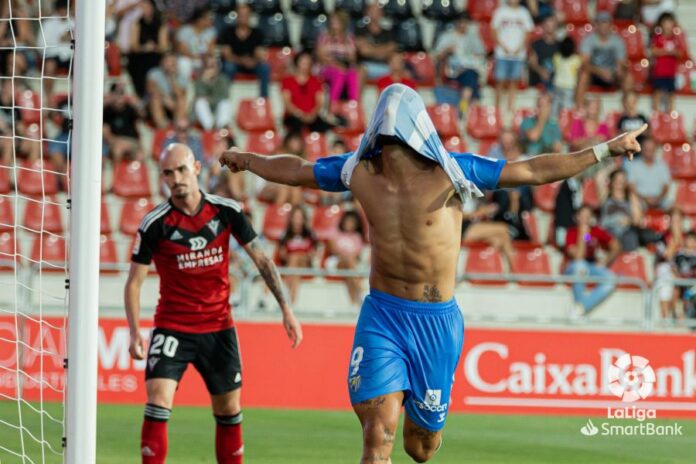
[580,354,683,437]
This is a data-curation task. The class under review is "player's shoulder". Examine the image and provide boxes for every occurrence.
[139,200,173,232]
[203,192,244,213]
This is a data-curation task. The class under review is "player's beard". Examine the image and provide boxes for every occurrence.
[172,184,188,199]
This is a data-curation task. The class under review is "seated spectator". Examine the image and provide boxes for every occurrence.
[193,55,232,131]
[569,97,610,151]
[650,12,685,112]
[552,37,582,116]
[519,93,562,156]
[491,0,534,111]
[326,211,366,308]
[316,11,359,105]
[278,206,317,304]
[220,4,270,98]
[626,137,672,210]
[47,96,71,176]
[281,51,337,134]
[376,53,417,92]
[461,200,515,269]
[489,127,524,161]
[175,6,216,79]
[576,11,631,107]
[617,91,649,144]
[553,177,584,247]
[145,52,188,128]
[355,3,397,82]
[528,15,559,90]
[654,207,685,320]
[163,118,205,163]
[601,169,660,251]
[103,82,144,162]
[564,205,621,317]
[433,12,486,114]
[257,132,305,206]
[127,0,168,98]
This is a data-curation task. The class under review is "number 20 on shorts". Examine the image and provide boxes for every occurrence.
[149,334,179,358]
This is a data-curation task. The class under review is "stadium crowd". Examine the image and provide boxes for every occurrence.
[1,0,696,322]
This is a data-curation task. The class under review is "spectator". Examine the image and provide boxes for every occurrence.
[46,95,71,175]
[650,12,685,112]
[552,37,582,116]
[127,0,169,98]
[376,53,417,92]
[281,51,336,134]
[114,0,145,54]
[491,0,534,111]
[642,0,677,27]
[673,231,696,322]
[0,1,36,77]
[220,4,270,98]
[103,82,144,162]
[326,210,366,308]
[576,11,630,107]
[433,12,486,114]
[626,136,672,210]
[206,130,245,201]
[489,127,523,161]
[162,118,205,163]
[528,15,559,90]
[145,52,188,128]
[617,91,649,145]
[278,206,317,304]
[257,132,306,206]
[564,205,621,317]
[175,6,216,79]
[524,0,554,22]
[655,207,685,320]
[316,11,359,105]
[193,55,232,131]
[355,3,397,82]
[519,93,562,156]
[40,0,73,77]
[553,177,584,247]
[569,97,610,151]
[461,201,515,268]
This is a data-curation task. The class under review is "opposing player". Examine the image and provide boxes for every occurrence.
[220,84,646,463]
[124,143,302,464]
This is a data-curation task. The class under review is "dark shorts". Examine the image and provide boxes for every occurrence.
[145,327,242,395]
[591,72,618,88]
[652,76,676,93]
[454,69,481,100]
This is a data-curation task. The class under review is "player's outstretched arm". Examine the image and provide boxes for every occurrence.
[124,263,149,360]
[498,124,647,188]
[220,147,319,188]
[243,238,303,348]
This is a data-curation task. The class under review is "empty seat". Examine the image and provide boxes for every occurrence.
[643,209,670,234]
[468,0,498,22]
[105,41,122,77]
[555,0,589,25]
[245,130,280,155]
[582,177,600,210]
[16,159,59,196]
[236,98,275,132]
[101,198,112,234]
[268,46,294,81]
[610,252,647,288]
[119,198,154,236]
[311,204,343,242]
[443,136,467,153]
[291,0,326,16]
[304,132,328,163]
[619,24,646,61]
[427,104,460,138]
[383,0,415,19]
[675,181,696,214]
[331,101,366,137]
[629,59,651,94]
[422,0,459,20]
[405,52,435,87]
[650,111,688,145]
[150,127,174,161]
[512,246,553,287]
[676,61,695,96]
[300,15,327,50]
[99,234,119,274]
[0,165,10,194]
[0,231,19,270]
[258,14,290,47]
[246,0,282,15]
[262,203,293,241]
[23,197,63,233]
[595,0,619,14]
[464,245,505,286]
[661,143,696,180]
[533,182,561,213]
[393,19,424,52]
[0,196,12,232]
[112,160,152,198]
[603,110,623,138]
[31,233,66,271]
[466,105,502,140]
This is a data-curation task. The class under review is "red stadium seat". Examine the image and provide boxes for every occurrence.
[16,159,59,196]
[15,88,41,125]
[112,160,152,198]
[554,0,589,25]
[512,108,537,134]
[676,61,695,96]
[31,233,66,271]
[619,25,646,61]
[236,98,275,132]
[0,165,10,194]
[245,130,280,155]
[565,23,593,48]
[427,104,459,138]
[343,133,364,151]
[596,0,619,14]
[478,22,495,55]
[23,197,63,233]
[201,130,218,162]
[464,245,505,286]
[512,246,553,287]
[650,111,688,145]
[0,232,19,270]
[582,177,600,210]
[675,181,696,214]
[468,0,498,22]
[661,143,696,180]
[673,27,691,62]
[311,204,343,242]
[643,209,670,234]
[101,198,112,234]
[304,132,328,163]
[533,181,561,213]
[603,111,623,138]
[629,59,651,94]
[476,139,496,157]
[610,252,647,288]
[405,52,435,87]
[268,46,294,81]
[150,127,174,161]
[105,41,122,77]
[99,234,119,273]
[331,101,366,136]
[262,203,293,241]
[0,196,12,232]
[443,136,467,153]
[119,198,154,236]
[466,105,502,140]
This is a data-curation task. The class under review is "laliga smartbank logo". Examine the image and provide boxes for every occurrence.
[580,354,683,437]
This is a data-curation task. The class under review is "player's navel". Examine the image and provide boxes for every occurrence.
[426,220,433,226]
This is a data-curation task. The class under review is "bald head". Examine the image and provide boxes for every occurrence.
[159,143,200,200]
[160,143,195,169]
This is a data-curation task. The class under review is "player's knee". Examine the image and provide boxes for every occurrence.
[404,441,436,463]
[361,421,396,450]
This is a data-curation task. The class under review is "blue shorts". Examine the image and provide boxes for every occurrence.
[494,58,524,82]
[347,289,464,432]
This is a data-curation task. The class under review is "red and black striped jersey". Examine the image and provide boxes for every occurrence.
[132,192,256,333]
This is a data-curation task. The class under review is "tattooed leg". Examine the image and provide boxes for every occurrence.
[403,416,442,463]
[353,393,403,464]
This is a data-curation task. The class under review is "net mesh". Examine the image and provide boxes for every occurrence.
[0,0,73,462]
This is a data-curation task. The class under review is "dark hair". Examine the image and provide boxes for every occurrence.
[281,206,313,243]
[559,37,576,58]
[338,210,364,236]
[577,204,596,216]
[189,6,211,24]
[608,169,630,200]
[293,50,313,68]
[656,12,676,29]
[686,230,696,241]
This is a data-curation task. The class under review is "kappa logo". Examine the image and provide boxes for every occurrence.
[148,357,160,371]
[170,230,183,240]
[189,236,208,251]
[207,219,220,235]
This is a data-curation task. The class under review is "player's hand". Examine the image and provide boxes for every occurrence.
[129,332,146,360]
[608,123,648,161]
[282,311,303,349]
[220,147,252,173]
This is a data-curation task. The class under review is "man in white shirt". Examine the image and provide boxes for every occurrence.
[41,0,74,75]
[626,136,673,210]
[491,0,533,111]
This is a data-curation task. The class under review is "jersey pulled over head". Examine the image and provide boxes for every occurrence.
[339,83,485,201]
[159,142,201,199]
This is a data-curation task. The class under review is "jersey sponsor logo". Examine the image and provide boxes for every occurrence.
[170,230,183,240]
[207,219,220,235]
[176,245,225,270]
[188,236,208,251]
[414,389,448,413]
[133,232,142,255]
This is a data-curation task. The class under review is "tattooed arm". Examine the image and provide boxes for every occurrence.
[243,238,303,348]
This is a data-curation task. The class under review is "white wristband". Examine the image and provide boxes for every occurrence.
[592,143,610,163]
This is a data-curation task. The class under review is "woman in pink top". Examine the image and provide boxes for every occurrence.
[569,98,611,151]
[316,11,359,104]
[326,210,365,307]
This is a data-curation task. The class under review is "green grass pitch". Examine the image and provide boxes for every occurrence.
[0,402,694,463]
